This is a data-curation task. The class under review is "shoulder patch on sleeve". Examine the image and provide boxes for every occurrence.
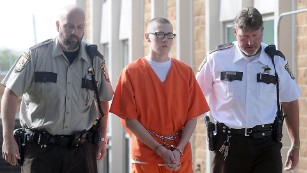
[14,52,31,72]
[284,62,295,79]
[209,43,234,54]
[101,61,110,82]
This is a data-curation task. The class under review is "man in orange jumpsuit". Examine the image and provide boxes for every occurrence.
[110,17,209,173]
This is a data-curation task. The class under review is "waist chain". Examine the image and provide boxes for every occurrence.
[147,128,183,148]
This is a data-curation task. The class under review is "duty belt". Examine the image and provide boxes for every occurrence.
[20,129,92,148]
[217,122,273,139]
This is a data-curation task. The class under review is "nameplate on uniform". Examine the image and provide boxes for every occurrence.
[257,73,276,85]
[34,72,57,83]
[220,71,243,82]
[81,78,96,91]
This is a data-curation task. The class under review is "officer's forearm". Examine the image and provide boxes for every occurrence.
[99,101,109,138]
[1,88,18,139]
[282,100,300,146]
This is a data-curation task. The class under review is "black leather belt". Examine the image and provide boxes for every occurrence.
[34,132,74,147]
[217,122,273,139]
[24,129,91,148]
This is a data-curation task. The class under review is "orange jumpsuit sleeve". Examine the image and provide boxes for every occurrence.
[187,67,209,119]
[110,66,138,120]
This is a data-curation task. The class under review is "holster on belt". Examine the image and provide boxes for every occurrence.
[205,116,216,151]
[13,127,97,156]
[13,128,27,165]
[272,112,285,142]
[70,129,88,148]
[87,119,100,146]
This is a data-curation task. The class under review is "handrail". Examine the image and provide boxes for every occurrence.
[275,8,307,49]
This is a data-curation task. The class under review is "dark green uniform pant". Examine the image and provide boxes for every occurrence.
[212,134,282,173]
[21,142,97,173]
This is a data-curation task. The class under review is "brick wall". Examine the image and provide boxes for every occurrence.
[193,0,206,72]
[192,0,207,173]
[144,0,151,56]
[167,0,177,58]
[296,1,307,172]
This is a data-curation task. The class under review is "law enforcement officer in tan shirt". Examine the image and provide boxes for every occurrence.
[1,5,113,173]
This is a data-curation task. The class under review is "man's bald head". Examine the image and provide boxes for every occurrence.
[56,5,85,51]
[58,5,85,24]
[147,17,173,33]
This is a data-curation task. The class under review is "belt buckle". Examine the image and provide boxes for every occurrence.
[245,128,251,136]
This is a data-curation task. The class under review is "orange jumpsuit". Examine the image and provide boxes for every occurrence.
[110,57,209,172]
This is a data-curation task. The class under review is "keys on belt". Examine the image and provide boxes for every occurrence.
[215,122,273,161]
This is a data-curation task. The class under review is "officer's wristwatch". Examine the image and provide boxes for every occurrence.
[99,137,108,144]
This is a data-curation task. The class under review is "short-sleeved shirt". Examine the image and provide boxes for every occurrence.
[110,57,209,164]
[1,37,114,135]
[196,42,301,129]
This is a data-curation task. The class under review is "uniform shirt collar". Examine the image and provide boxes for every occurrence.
[51,37,63,58]
[258,43,272,65]
[78,41,91,64]
[51,37,91,64]
[233,41,245,63]
[233,41,270,65]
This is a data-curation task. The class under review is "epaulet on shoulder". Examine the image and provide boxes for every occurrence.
[29,39,53,50]
[209,43,234,54]
[265,44,286,60]
[275,50,285,60]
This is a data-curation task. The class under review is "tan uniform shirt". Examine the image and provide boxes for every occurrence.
[1,37,113,135]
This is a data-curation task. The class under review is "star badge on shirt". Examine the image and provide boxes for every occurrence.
[87,67,95,76]
[263,65,271,74]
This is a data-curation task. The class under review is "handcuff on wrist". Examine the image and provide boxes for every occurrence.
[171,145,183,156]
[153,143,183,156]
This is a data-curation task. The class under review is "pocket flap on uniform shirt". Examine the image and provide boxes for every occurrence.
[81,77,96,91]
[220,71,243,82]
[34,72,57,83]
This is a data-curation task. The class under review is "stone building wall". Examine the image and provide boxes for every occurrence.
[192,0,207,172]
[295,1,307,172]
